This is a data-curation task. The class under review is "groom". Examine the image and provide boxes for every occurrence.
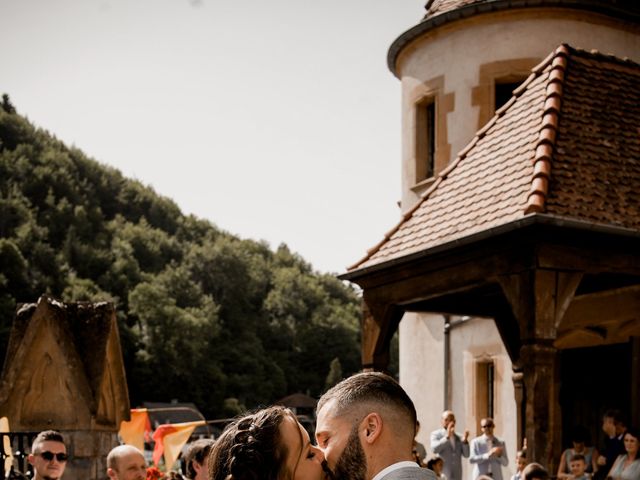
[316,372,436,480]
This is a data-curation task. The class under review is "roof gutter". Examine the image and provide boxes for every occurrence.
[339,213,640,282]
[388,0,640,77]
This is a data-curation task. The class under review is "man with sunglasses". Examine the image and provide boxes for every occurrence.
[469,418,508,480]
[28,430,68,480]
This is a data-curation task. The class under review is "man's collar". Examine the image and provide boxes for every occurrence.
[372,461,421,480]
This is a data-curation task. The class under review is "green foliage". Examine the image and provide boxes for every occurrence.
[325,357,343,391]
[0,95,362,417]
[222,398,245,417]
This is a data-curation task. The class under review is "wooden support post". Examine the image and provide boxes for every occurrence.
[361,300,381,371]
[632,337,640,427]
[520,342,558,468]
[512,364,525,450]
[500,269,581,469]
[360,298,403,372]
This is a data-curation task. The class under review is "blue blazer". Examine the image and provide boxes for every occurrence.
[469,434,509,480]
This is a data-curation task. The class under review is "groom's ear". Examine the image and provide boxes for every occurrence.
[361,412,383,444]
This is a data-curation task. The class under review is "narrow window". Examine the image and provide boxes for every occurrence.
[486,361,495,418]
[495,81,524,111]
[416,98,436,181]
[476,361,495,421]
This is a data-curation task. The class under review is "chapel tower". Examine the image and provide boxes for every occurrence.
[390,1,640,210]
[345,2,640,476]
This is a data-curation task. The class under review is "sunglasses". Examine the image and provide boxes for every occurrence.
[481,424,494,429]
[36,451,68,462]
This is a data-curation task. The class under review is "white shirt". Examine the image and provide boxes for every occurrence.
[373,461,422,480]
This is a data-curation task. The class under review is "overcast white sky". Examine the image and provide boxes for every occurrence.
[1,0,423,274]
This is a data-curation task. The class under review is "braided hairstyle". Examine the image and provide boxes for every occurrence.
[208,406,291,480]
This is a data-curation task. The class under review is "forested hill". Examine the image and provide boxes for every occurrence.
[0,95,361,418]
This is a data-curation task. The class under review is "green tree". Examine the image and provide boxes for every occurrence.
[0,97,363,417]
[325,357,343,391]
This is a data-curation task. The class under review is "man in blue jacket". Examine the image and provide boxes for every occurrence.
[469,417,508,480]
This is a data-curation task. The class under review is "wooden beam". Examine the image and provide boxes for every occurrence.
[619,318,640,337]
[360,300,380,370]
[499,270,582,342]
[560,284,640,330]
[537,243,640,275]
[554,272,583,329]
[554,328,607,349]
[498,271,533,339]
[360,298,403,372]
[355,243,532,305]
[494,310,522,364]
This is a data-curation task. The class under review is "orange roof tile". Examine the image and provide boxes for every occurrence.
[350,44,640,272]
[423,0,640,20]
[424,0,480,18]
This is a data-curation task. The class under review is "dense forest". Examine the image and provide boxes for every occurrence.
[0,94,366,418]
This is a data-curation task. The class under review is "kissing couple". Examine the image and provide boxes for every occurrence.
[208,371,436,480]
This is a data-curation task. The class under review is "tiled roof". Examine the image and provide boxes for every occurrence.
[424,0,480,18]
[350,44,640,272]
[423,0,640,19]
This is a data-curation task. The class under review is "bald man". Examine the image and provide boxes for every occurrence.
[106,445,147,480]
[430,411,469,480]
[316,372,436,480]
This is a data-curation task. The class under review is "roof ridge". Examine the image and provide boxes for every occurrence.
[524,44,570,214]
[568,44,640,70]
[347,43,599,272]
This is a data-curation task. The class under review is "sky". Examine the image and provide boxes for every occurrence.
[1,0,424,274]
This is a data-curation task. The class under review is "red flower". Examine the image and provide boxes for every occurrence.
[146,466,165,480]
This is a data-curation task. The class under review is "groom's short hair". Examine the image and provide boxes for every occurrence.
[317,371,417,434]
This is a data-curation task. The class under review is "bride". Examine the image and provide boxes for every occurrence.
[208,406,329,480]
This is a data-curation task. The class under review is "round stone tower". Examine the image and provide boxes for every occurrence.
[389,0,640,210]
[386,4,640,474]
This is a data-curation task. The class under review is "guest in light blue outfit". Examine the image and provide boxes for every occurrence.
[607,427,640,480]
[430,411,469,480]
[469,417,508,480]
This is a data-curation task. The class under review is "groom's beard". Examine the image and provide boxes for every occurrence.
[328,426,367,480]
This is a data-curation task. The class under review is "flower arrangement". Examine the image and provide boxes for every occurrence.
[146,466,165,480]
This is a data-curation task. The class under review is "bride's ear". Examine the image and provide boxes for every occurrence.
[361,412,383,444]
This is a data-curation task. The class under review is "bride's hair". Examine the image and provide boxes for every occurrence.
[209,406,292,480]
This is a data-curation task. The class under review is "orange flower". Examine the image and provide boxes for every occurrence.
[146,466,165,480]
